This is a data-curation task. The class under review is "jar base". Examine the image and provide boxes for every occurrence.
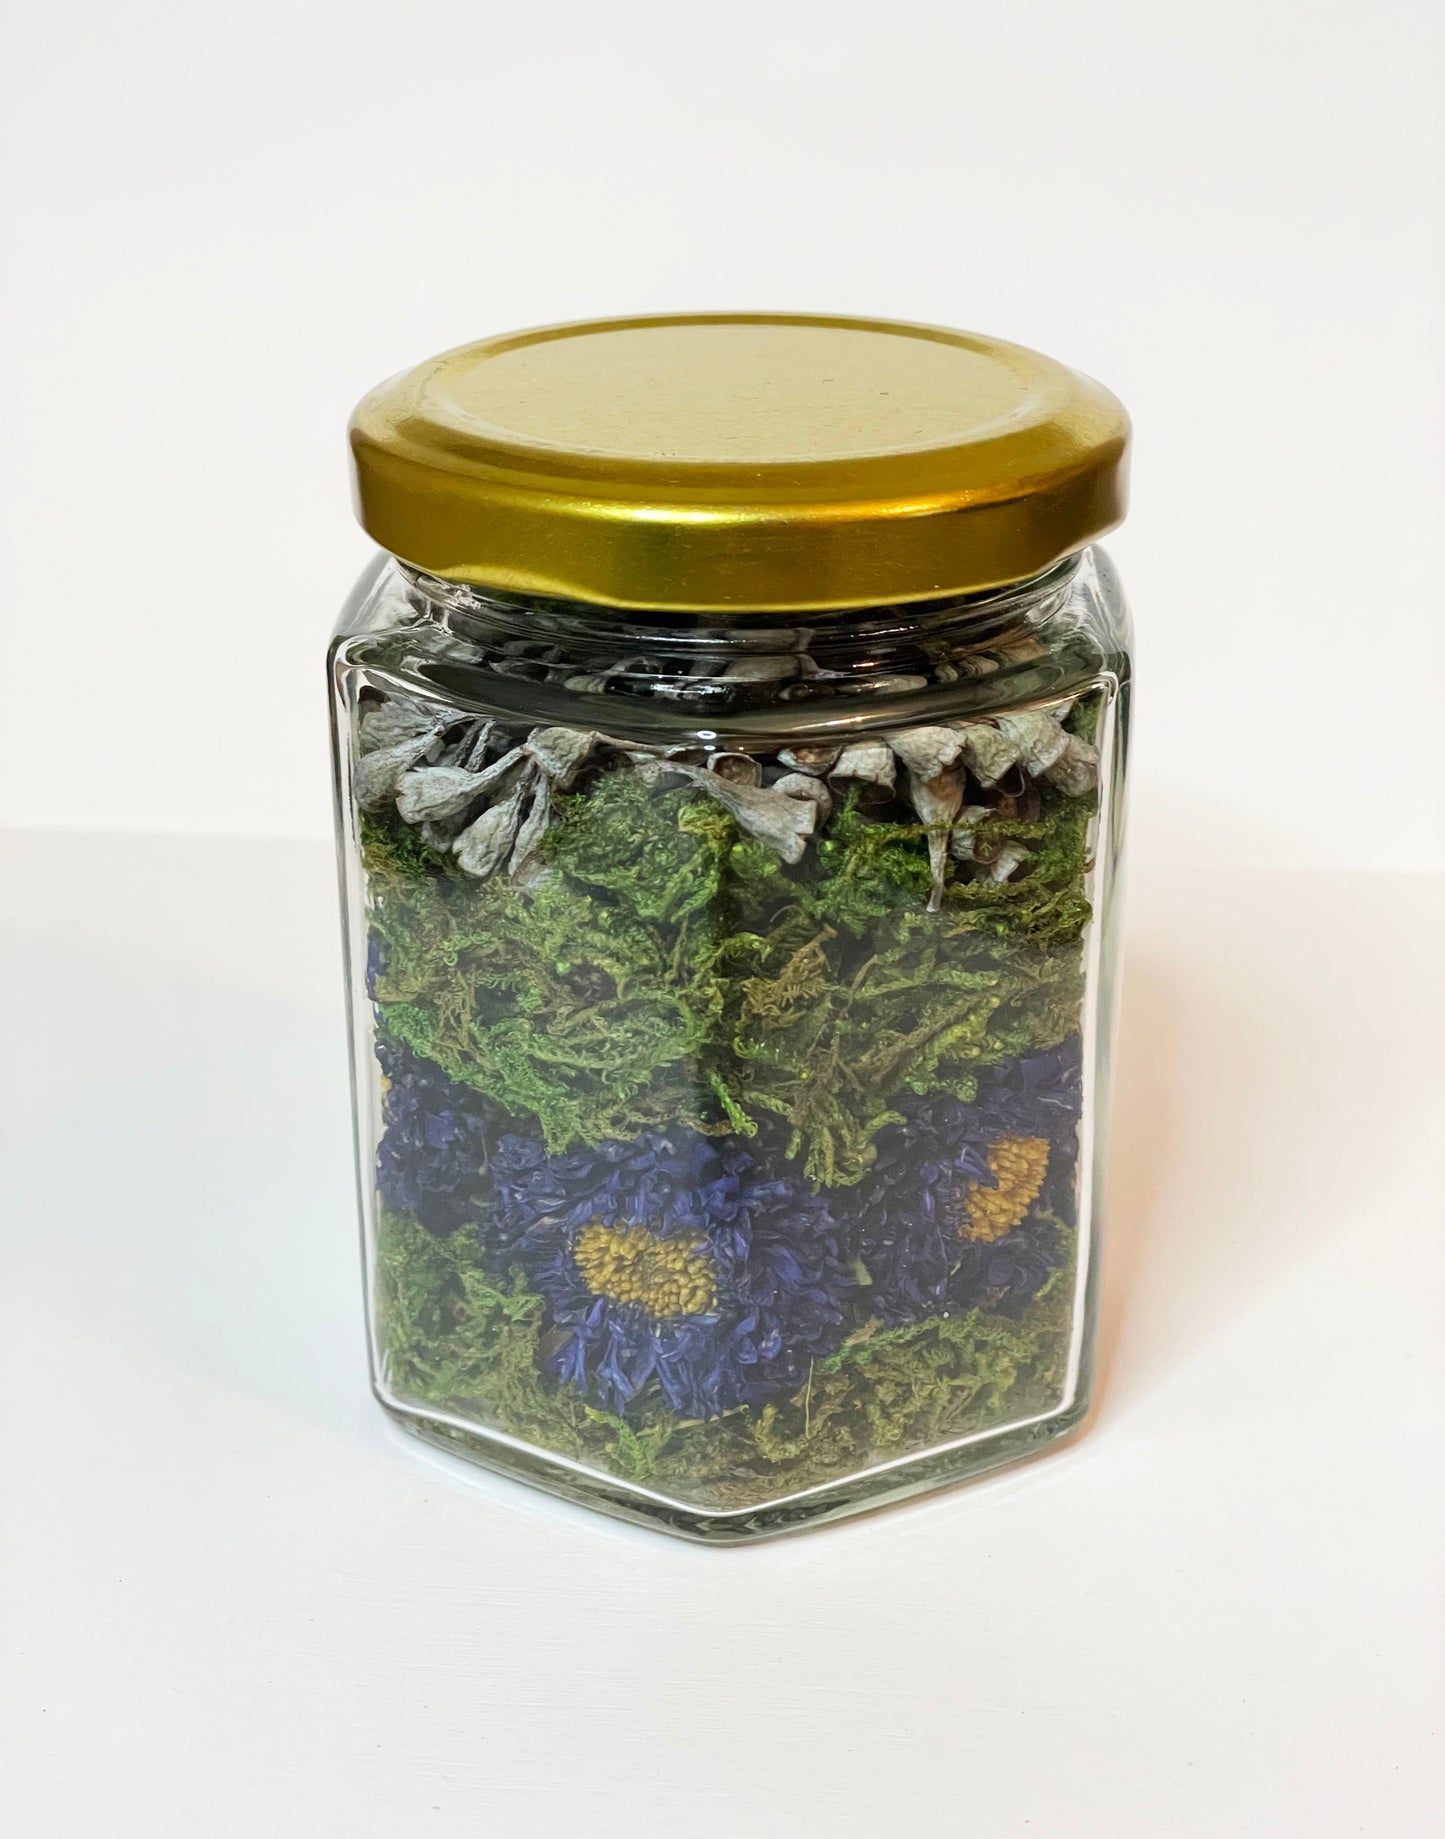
[374,1384,1094,1545]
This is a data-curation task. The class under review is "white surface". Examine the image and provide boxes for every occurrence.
[2,0,1443,869]
[2,828,1441,1836]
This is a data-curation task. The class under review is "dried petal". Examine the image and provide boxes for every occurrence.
[454,778,530,878]
[706,752,763,787]
[956,724,1022,787]
[777,745,841,776]
[1044,733,1100,796]
[525,727,597,788]
[889,726,969,780]
[354,733,441,810]
[773,772,833,821]
[996,710,1069,776]
[828,742,897,792]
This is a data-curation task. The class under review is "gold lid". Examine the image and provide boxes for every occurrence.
[349,313,1129,613]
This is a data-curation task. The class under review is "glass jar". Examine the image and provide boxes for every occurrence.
[331,315,1132,1541]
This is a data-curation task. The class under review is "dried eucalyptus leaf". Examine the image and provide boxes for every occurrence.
[889,726,969,780]
[525,727,597,788]
[828,742,897,792]
[1045,733,1100,796]
[354,733,441,810]
[996,710,1069,776]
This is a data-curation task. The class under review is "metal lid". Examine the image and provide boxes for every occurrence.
[348,313,1129,613]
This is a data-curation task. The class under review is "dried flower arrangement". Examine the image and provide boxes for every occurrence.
[353,680,1102,1510]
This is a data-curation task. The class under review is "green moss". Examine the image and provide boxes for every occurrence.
[361,697,1098,1179]
[375,1210,1074,1508]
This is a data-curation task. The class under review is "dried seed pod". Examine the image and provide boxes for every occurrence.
[395,745,527,823]
[525,726,597,788]
[986,840,1033,883]
[454,774,531,878]
[358,698,445,753]
[906,765,966,911]
[777,745,842,776]
[1045,733,1100,796]
[706,752,764,787]
[994,634,1048,665]
[662,764,817,862]
[773,772,833,821]
[721,656,799,682]
[889,726,969,780]
[509,773,552,878]
[952,653,1001,678]
[956,723,1022,787]
[947,805,996,863]
[354,733,442,810]
[458,721,496,771]
[996,710,1069,776]
[828,742,897,793]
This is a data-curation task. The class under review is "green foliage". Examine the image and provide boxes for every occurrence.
[376,1210,1074,1509]
[361,694,1099,1180]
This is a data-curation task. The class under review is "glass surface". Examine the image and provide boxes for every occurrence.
[329,550,1132,1541]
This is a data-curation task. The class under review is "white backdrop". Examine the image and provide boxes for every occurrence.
[2,0,1442,870]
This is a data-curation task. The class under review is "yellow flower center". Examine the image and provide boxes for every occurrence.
[963,1136,1050,1242]
[573,1221,719,1320]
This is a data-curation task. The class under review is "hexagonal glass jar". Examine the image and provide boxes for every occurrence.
[330,315,1132,1540]
[331,548,1131,1539]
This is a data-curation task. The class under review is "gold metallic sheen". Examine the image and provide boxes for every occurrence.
[348,314,1130,613]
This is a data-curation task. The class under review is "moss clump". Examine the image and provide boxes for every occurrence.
[362,715,1095,1182]
[376,1210,1074,1508]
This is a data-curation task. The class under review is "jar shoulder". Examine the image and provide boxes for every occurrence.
[331,547,1131,746]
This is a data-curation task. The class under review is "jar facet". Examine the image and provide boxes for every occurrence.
[330,550,1130,1540]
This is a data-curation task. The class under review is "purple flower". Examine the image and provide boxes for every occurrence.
[851,1039,1083,1324]
[375,1037,492,1237]
[488,1126,855,1419]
